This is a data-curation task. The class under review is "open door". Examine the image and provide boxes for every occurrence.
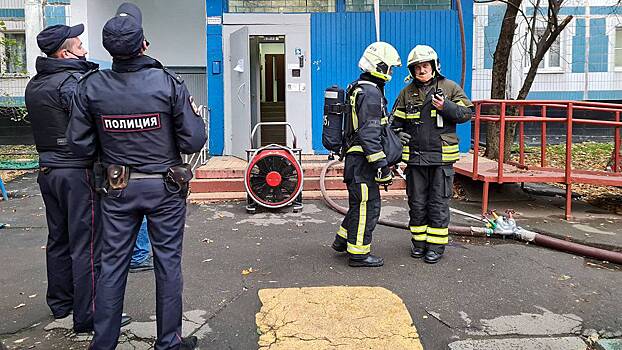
[229,26,250,158]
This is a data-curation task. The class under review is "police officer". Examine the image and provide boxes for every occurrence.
[392,45,473,264]
[25,24,99,333]
[331,42,401,267]
[67,3,206,349]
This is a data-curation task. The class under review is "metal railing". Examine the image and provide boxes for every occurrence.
[182,106,210,171]
[470,99,622,219]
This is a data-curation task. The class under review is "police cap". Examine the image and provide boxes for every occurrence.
[37,24,84,55]
[102,3,144,57]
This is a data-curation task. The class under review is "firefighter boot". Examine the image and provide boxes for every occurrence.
[349,254,384,267]
[410,240,427,259]
[423,244,445,264]
[331,237,347,252]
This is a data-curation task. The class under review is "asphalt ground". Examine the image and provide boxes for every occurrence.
[1,173,621,349]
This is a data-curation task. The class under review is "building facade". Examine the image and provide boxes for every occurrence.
[472,0,622,101]
[1,0,474,155]
[209,0,474,156]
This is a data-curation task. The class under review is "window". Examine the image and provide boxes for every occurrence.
[346,0,452,11]
[228,0,335,13]
[534,28,562,71]
[616,27,622,68]
[2,32,27,74]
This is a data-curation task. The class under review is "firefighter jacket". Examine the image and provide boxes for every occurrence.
[392,76,473,166]
[344,73,389,170]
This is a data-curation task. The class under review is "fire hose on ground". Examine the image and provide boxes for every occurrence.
[319,159,622,265]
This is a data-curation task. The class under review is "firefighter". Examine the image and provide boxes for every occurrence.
[331,42,401,267]
[392,45,473,264]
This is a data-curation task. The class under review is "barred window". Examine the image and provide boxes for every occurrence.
[346,0,452,12]
[228,0,336,13]
[2,32,26,74]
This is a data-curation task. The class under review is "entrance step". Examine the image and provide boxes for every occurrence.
[190,176,405,193]
[188,189,406,203]
[190,156,405,203]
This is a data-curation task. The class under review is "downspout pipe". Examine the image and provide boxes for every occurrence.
[319,160,622,264]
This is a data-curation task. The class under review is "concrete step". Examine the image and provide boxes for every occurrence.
[194,161,344,179]
[188,188,406,203]
[190,176,405,193]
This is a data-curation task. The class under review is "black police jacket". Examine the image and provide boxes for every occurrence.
[25,57,98,168]
[392,76,473,166]
[343,73,389,170]
[67,55,207,174]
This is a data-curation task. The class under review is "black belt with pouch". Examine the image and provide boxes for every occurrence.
[107,164,130,190]
[164,163,193,195]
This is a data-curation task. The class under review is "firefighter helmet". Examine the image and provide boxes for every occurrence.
[407,45,440,74]
[358,41,402,82]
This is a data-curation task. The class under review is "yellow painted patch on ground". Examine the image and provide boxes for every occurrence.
[256,286,423,350]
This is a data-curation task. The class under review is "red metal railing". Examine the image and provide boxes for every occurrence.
[470,100,622,219]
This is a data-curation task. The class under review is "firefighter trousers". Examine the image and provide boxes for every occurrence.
[405,165,455,246]
[335,180,381,257]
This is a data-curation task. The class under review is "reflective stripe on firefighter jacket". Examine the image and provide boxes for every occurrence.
[392,76,473,166]
[343,77,389,169]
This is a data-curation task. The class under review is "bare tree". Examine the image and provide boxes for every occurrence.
[479,0,573,160]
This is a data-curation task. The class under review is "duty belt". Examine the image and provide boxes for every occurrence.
[129,172,164,180]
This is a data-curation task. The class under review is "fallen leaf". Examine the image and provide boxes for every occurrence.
[558,274,572,281]
[14,303,26,309]
[241,267,254,275]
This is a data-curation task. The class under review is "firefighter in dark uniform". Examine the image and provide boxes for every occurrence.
[24,24,99,333]
[67,4,206,350]
[331,42,401,267]
[392,45,473,264]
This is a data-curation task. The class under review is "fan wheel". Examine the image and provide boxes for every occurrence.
[245,148,303,208]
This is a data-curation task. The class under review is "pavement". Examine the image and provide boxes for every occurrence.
[0,172,621,349]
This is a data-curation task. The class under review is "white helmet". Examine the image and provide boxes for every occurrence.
[358,41,402,82]
[407,45,440,74]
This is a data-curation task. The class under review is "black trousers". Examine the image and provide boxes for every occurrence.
[405,165,454,246]
[91,178,186,350]
[335,154,381,257]
[38,168,100,331]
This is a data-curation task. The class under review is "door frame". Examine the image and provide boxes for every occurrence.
[222,14,312,155]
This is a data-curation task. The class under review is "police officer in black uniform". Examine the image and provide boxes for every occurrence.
[331,42,401,267]
[392,45,473,264]
[25,24,99,333]
[67,4,206,349]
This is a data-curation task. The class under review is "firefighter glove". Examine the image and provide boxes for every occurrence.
[375,166,393,185]
[397,131,411,145]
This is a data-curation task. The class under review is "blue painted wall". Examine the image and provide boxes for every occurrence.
[310,4,474,153]
[207,0,225,155]
[207,1,473,155]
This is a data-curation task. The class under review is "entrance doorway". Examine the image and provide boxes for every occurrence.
[256,36,286,146]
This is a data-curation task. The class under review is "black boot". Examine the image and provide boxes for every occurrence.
[348,254,384,267]
[180,336,198,350]
[423,244,445,264]
[331,237,347,252]
[410,240,427,259]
